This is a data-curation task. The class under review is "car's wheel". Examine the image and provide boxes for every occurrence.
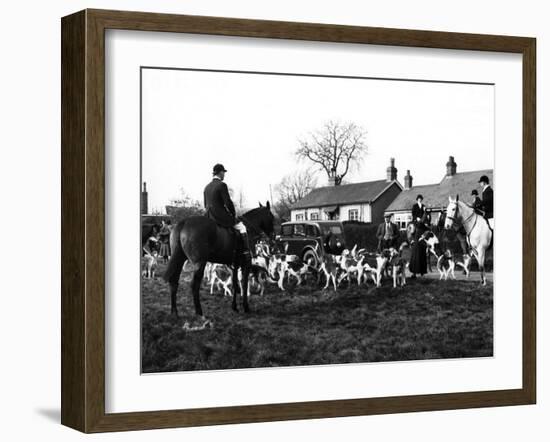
[302,249,319,268]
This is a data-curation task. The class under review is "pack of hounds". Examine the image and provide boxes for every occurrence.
[195,231,474,296]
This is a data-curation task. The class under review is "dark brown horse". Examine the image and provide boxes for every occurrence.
[163,202,275,316]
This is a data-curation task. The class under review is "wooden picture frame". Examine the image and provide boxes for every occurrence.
[61,9,536,433]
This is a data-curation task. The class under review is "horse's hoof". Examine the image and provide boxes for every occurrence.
[232,305,239,312]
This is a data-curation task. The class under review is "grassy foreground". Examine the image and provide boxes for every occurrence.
[141,263,493,373]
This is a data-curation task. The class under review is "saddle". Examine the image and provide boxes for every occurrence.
[465,214,493,251]
[214,224,250,265]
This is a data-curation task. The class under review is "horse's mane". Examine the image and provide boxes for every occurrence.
[240,206,273,231]
[456,199,474,214]
[242,206,265,218]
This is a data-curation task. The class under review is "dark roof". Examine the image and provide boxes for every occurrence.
[291,179,400,210]
[385,169,493,212]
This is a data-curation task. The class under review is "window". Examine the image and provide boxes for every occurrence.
[295,213,304,221]
[348,209,359,221]
[306,225,319,237]
[294,224,305,236]
[310,212,319,220]
[321,225,343,235]
[281,224,293,236]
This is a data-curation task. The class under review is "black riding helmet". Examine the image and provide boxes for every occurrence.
[212,163,227,175]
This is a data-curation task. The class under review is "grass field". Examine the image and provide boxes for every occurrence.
[141,263,493,373]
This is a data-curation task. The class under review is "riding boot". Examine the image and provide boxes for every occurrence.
[240,232,252,266]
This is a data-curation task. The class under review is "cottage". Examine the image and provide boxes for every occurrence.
[290,159,403,224]
[384,156,493,229]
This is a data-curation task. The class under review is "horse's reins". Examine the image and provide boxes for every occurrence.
[238,213,265,241]
[447,202,478,242]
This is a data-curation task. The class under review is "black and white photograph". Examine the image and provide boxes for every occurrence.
[2,0,544,438]
[140,66,494,374]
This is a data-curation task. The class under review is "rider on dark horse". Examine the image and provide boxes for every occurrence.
[411,194,430,240]
[203,163,252,265]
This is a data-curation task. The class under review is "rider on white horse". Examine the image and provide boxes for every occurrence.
[444,195,492,285]
[478,175,494,230]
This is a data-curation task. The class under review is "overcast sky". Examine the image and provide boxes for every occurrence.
[142,68,494,213]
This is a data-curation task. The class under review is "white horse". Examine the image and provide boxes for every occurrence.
[444,195,493,285]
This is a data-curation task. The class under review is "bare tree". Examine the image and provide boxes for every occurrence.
[296,120,367,185]
[166,188,205,221]
[236,187,247,213]
[274,169,318,220]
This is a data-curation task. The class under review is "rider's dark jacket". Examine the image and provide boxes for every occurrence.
[480,186,494,219]
[472,196,483,212]
[411,203,426,223]
[203,177,236,227]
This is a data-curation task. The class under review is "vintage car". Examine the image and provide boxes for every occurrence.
[274,220,346,266]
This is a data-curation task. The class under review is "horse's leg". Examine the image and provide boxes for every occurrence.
[232,267,240,312]
[190,261,206,316]
[241,266,250,313]
[164,239,187,316]
[478,247,487,286]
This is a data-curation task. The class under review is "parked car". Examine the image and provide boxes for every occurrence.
[274,220,346,267]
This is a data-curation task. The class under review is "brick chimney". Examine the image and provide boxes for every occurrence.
[404,170,413,189]
[386,158,397,182]
[327,167,339,186]
[446,156,457,177]
[141,182,148,214]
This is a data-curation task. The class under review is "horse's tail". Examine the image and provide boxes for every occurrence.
[163,221,187,284]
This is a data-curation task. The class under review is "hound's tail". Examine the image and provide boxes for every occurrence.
[163,221,187,284]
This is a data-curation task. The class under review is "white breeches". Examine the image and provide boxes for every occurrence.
[234,221,247,234]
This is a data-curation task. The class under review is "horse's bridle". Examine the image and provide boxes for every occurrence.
[447,201,477,236]
[239,214,271,241]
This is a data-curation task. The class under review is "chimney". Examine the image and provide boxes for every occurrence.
[404,170,413,189]
[327,167,339,186]
[446,156,457,176]
[141,182,148,215]
[386,158,397,182]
